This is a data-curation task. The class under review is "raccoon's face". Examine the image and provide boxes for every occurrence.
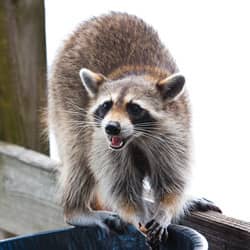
[90,83,159,150]
[79,68,185,150]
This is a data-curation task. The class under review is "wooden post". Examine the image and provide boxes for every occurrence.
[0,0,48,154]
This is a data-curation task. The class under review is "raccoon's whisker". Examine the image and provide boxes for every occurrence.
[138,122,162,126]
[133,129,173,146]
[64,103,104,122]
[63,122,100,137]
[137,130,187,158]
[63,120,100,127]
[59,109,86,117]
[137,133,166,144]
[137,136,171,160]
[65,99,89,113]
[60,104,103,123]
[135,121,161,125]
[133,127,162,135]
[140,130,178,146]
[75,120,101,125]
[69,125,96,131]
[134,122,163,128]
[135,130,185,158]
[133,130,157,140]
[61,110,89,119]
[134,126,160,131]
[135,126,170,135]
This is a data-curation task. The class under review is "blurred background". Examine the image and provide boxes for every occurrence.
[45,0,250,221]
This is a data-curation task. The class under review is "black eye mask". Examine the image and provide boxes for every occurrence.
[94,100,113,123]
[126,102,156,125]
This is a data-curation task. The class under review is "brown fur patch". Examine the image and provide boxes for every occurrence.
[91,193,111,211]
[160,193,183,216]
[108,65,171,82]
[120,203,136,223]
[107,107,128,121]
[161,193,180,207]
[116,85,130,106]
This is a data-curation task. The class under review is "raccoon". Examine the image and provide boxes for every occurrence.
[48,12,220,244]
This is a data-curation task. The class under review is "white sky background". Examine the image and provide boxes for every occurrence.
[45,0,250,222]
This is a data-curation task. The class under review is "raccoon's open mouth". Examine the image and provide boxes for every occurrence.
[108,135,126,150]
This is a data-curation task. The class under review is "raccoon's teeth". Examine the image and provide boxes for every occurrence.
[111,136,123,148]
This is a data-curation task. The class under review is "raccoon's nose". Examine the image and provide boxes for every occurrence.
[105,121,121,135]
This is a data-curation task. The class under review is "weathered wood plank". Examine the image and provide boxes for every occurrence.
[181,211,250,250]
[0,141,250,250]
[0,141,66,235]
[0,0,48,154]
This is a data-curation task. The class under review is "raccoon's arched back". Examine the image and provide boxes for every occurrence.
[53,12,177,80]
[49,12,179,117]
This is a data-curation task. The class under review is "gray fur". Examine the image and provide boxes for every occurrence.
[48,12,194,237]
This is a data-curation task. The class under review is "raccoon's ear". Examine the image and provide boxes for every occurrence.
[79,68,107,97]
[156,73,185,101]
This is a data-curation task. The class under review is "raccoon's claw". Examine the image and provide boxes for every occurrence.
[189,198,222,213]
[144,219,168,249]
[186,197,222,214]
[103,213,127,234]
[145,220,163,239]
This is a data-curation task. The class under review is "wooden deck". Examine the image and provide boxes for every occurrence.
[0,141,250,249]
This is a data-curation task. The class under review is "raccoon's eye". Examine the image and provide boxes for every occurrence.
[100,101,113,115]
[95,100,113,119]
[101,101,113,111]
[127,103,144,116]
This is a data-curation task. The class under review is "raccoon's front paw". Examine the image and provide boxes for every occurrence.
[142,219,168,249]
[66,211,127,234]
[101,212,127,233]
[186,197,222,214]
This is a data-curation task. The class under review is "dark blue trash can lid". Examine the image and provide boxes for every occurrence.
[0,224,208,250]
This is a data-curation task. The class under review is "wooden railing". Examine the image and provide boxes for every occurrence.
[0,141,250,249]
